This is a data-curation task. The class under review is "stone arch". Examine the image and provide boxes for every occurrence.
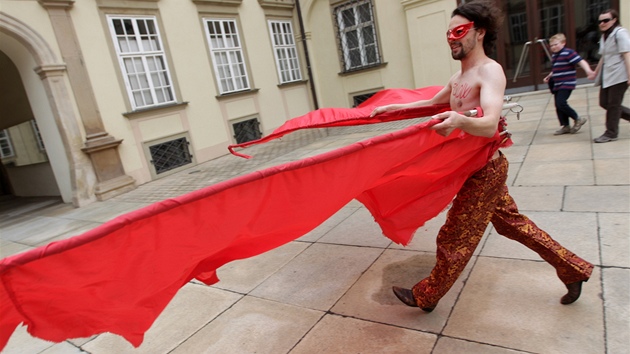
[0,12,97,206]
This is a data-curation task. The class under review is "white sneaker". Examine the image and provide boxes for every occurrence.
[571,117,587,134]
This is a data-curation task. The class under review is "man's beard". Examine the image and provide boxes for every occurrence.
[451,44,466,60]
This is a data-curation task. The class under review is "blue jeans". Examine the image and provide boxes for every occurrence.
[554,89,578,126]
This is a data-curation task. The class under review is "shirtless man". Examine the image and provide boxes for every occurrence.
[370,0,593,312]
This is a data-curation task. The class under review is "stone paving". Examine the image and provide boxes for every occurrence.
[1,85,629,353]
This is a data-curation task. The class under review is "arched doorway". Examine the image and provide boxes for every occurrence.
[0,50,61,200]
[0,12,97,206]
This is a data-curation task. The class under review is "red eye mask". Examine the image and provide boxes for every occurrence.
[447,22,475,40]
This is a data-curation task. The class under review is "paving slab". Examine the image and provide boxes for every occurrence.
[602,267,630,354]
[249,243,383,311]
[212,241,309,294]
[331,248,475,333]
[170,296,323,354]
[480,211,600,265]
[594,158,630,185]
[317,207,392,248]
[598,213,630,268]
[564,185,630,212]
[81,283,242,354]
[433,337,529,354]
[444,258,605,354]
[515,159,594,186]
[290,314,437,354]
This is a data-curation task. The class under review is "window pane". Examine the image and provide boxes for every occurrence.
[358,4,372,23]
[341,8,356,28]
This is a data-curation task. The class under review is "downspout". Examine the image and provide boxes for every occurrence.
[295,0,319,109]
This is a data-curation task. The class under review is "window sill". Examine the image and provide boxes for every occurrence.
[215,88,260,100]
[277,79,308,88]
[338,62,388,76]
[123,102,189,120]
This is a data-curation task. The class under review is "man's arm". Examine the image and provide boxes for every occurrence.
[370,81,452,117]
[431,62,505,138]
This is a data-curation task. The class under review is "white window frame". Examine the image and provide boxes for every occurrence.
[204,18,251,94]
[107,15,176,110]
[0,129,15,158]
[334,0,380,71]
[30,120,45,151]
[268,20,302,84]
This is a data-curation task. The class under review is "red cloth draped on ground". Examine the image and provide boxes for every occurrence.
[0,86,509,350]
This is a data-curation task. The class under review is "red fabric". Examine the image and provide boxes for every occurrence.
[229,86,450,158]
[0,86,508,350]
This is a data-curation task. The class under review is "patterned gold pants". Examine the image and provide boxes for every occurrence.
[411,152,594,308]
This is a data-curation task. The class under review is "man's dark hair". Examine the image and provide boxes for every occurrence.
[452,0,504,55]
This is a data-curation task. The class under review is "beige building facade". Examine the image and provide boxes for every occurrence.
[0,0,626,206]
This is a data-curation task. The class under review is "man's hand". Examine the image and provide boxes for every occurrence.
[430,111,462,137]
[370,105,390,117]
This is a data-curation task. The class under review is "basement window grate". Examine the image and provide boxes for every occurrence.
[149,137,192,174]
[233,118,262,144]
[352,92,376,107]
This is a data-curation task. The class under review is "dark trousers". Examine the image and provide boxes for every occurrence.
[599,82,630,138]
[554,89,578,126]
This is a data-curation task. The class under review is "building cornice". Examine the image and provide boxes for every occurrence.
[192,0,243,6]
[401,0,440,11]
[258,0,294,10]
[37,0,74,9]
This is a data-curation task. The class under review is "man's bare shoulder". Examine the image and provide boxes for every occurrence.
[478,59,504,76]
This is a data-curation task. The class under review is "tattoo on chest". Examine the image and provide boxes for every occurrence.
[452,82,473,99]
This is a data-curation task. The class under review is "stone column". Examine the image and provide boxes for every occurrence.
[38,0,135,200]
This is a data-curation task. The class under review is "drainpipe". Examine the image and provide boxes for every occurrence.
[295,0,319,109]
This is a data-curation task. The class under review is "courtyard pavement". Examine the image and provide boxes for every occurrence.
[1,85,629,354]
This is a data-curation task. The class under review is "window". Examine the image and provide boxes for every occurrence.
[352,92,376,107]
[540,5,563,40]
[107,16,176,110]
[0,130,14,158]
[509,12,528,44]
[30,120,45,151]
[232,118,261,144]
[334,0,381,71]
[148,136,193,174]
[204,19,250,94]
[268,20,302,83]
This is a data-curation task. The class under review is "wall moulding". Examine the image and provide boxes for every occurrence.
[192,0,243,6]
[258,0,294,10]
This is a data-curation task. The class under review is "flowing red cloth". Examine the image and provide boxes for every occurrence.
[0,86,509,350]
[229,86,450,158]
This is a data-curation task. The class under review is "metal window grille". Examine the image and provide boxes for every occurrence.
[352,92,376,107]
[233,118,261,144]
[0,129,14,158]
[334,0,381,72]
[30,120,45,151]
[205,19,250,94]
[149,137,193,174]
[269,20,302,83]
[108,16,176,110]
